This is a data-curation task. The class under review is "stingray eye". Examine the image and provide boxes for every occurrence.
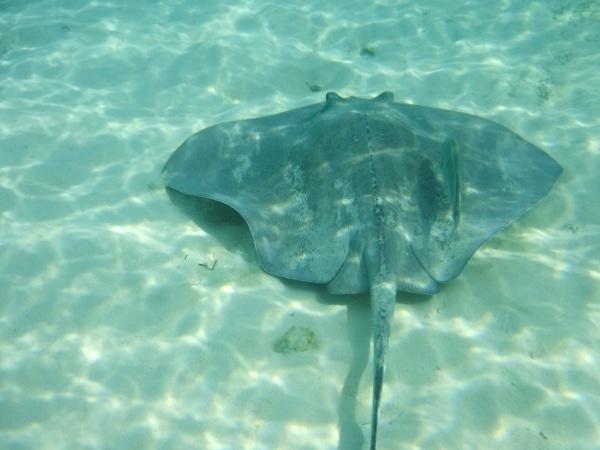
[325,92,344,103]
[373,91,394,103]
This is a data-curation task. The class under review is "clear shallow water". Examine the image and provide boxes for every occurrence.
[0,1,599,449]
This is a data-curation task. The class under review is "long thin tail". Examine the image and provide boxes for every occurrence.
[369,280,397,450]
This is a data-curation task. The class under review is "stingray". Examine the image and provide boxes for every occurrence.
[162,92,562,449]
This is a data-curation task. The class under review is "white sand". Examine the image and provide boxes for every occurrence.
[0,1,598,449]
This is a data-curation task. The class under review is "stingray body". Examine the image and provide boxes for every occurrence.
[163,92,562,449]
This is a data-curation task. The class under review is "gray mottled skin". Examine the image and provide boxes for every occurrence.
[163,92,562,449]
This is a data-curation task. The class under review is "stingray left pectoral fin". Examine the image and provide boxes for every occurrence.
[441,137,461,226]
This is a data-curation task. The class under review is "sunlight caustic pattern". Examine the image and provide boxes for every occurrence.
[0,0,599,449]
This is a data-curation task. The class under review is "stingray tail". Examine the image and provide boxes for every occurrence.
[369,280,397,450]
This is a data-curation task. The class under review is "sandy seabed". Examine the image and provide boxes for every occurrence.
[0,1,599,449]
